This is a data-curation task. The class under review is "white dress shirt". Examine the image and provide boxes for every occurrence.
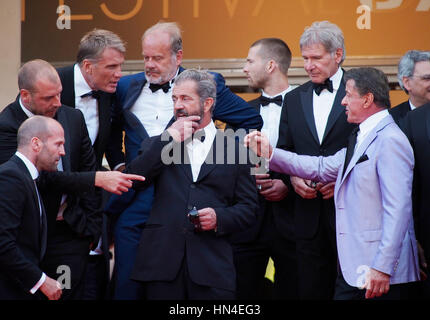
[260,86,295,148]
[73,64,99,146]
[313,67,343,144]
[185,121,217,182]
[408,100,417,111]
[355,109,390,152]
[131,69,179,138]
[15,151,47,294]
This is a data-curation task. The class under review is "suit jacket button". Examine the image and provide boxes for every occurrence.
[187,205,193,210]
[190,184,196,189]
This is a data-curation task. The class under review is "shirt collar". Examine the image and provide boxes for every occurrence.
[261,85,294,99]
[19,97,34,118]
[330,67,343,91]
[145,68,180,89]
[358,109,390,135]
[188,120,217,145]
[74,63,93,97]
[15,151,39,180]
[408,100,417,111]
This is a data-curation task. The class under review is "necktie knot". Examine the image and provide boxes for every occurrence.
[149,82,171,93]
[260,95,283,107]
[313,78,334,96]
[81,90,100,99]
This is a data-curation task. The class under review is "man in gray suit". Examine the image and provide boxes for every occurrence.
[246,67,420,299]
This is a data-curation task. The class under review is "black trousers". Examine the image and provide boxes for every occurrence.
[295,206,338,300]
[41,221,91,300]
[144,257,235,300]
[233,218,298,300]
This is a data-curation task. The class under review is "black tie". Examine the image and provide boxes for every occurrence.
[81,90,100,99]
[342,127,359,177]
[260,95,283,107]
[149,82,171,93]
[313,78,334,96]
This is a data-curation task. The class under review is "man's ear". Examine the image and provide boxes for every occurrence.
[203,97,214,113]
[30,137,42,153]
[20,89,31,104]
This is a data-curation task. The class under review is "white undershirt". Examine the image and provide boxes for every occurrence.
[73,64,99,146]
[260,86,295,148]
[131,69,179,137]
[185,121,217,182]
[313,68,343,144]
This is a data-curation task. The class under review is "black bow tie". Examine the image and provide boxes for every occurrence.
[260,95,283,107]
[80,90,100,99]
[149,82,171,93]
[313,78,334,96]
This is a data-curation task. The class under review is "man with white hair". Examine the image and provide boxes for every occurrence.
[276,21,356,299]
[390,50,430,128]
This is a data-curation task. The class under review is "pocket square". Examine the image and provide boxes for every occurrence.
[356,154,369,164]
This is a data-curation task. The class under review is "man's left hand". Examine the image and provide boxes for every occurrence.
[198,207,217,231]
[259,179,289,201]
[364,268,390,299]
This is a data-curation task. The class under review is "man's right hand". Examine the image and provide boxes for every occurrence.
[290,176,318,199]
[167,116,201,142]
[95,171,145,195]
[39,276,62,300]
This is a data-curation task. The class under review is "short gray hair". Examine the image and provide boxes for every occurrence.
[300,21,346,64]
[77,29,126,64]
[175,69,217,111]
[18,59,59,92]
[397,50,430,93]
[142,21,183,55]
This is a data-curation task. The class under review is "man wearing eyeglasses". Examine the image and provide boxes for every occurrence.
[390,50,430,128]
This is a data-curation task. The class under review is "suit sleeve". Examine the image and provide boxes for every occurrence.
[211,72,263,131]
[371,130,415,275]
[104,92,126,169]
[0,121,19,165]
[0,171,43,292]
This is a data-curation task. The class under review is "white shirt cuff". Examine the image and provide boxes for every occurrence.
[113,162,126,171]
[30,272,46,294]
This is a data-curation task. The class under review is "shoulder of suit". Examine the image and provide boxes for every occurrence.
[56,64,74,78]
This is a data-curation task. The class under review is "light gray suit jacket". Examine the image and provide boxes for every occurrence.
[270,114,419,287]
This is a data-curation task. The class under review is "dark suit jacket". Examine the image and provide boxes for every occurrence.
[0,156,47,299]
[404,102,430,263]
[126,130,258,291]
[277,77,356,239]
[389,100,411,129]
[0,98,101,245]
[57,65,124,170]
[230,97,294,243]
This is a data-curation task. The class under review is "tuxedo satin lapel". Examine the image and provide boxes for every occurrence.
[300,87,320,145]
[124,78,147,110]
[55,108,71,171]
[426,108,430,143]
[178,141,193,182]
[59,66,76,107]
[322,80,346,142]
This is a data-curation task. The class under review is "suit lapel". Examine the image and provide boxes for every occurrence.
[322,76,346,142]
[55,107,71,171]
[300,86,320,145]
[426,107,430,143]
[177,141,193,182]
[340,115,393,184]
[195,131,224,182]
[58,66,76,107]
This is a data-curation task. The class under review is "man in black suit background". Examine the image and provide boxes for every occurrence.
[0,59,142,300]
[0,116,65,300]
[57,28,126,300]
[404,102,430,298]
[125,69,258,299]
[277,21,356,299]
[390,50,430,127]
[231,38,298,299]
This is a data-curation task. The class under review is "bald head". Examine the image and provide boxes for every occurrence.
[18,59,60,92]
[17,116,58,149]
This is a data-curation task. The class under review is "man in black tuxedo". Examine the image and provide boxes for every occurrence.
[231,38,298,299]
[0,59,143,300]
[404,101,430,298]
[125,69,258,299]
[390,50,430,128]
[0,116,65,300]
[277,21,356,299]
[57,29,126,300]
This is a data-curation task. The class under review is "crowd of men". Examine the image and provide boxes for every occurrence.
[0,19,429,300]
